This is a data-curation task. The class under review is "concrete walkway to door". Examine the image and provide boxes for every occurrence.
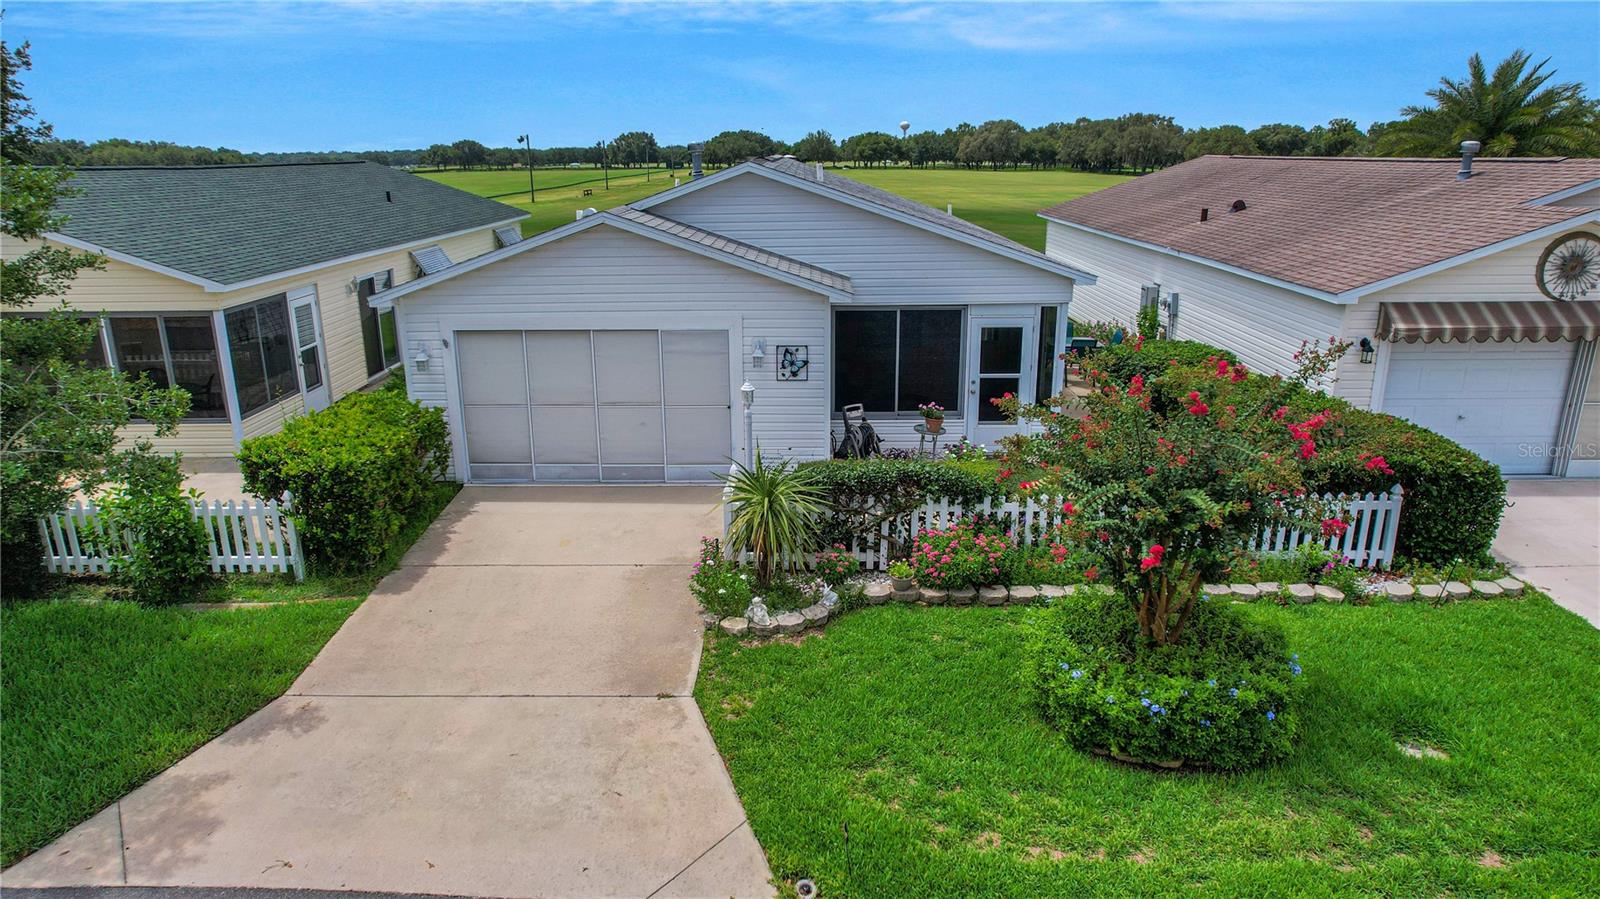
[4,487,774,898]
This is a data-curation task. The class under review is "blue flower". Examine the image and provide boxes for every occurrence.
[1181,689,1190,697]
[1105,696,1116,704]
[1266,710,1277,721]
[1070,669,1084,679]
[1289,663,1303,676]
[1207,679,1217,687]
[1200,719,1212,728]
[1292,653,1299,661]
[1140,697,1152,707]
[1059,662,1071,670]
[1229,688,1240,698]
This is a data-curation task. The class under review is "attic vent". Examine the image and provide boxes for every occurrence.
[411,245,453,276]
[494,225,523,248]
[385,190,392,203]
[1200,207,1209,222]
[1230,199,1247,213]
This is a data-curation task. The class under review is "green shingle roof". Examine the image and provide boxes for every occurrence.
[52,161,527,287]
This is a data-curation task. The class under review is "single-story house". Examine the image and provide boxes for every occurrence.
[372,156,1095,483]
[0,161,527,458]
[1040,151,1600,477]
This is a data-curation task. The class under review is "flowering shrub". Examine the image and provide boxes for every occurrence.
[994,337,1358,647]
[814,543,859,586]
[689,537,753,619]
[1028,590,1302,770]
[910,520,1013,589]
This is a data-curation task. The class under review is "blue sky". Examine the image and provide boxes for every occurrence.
[5,1,1597,152]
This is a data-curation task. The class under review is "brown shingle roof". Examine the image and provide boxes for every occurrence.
[1039,155,1600,295]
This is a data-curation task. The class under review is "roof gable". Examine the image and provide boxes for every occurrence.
[633,158,1096,284]
[1040,155,1600,297]
[48,161,527,288]
[371,207,853,308]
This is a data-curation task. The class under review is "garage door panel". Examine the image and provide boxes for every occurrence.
[464,405,532,466]
[458,332,528,405]
[662,330,729,405]
[594,331,662,405]
[667,406,733,464]
[1383,340,1570,475]
[599,406,665,463]
[530,406,598,464]
[526,331,595,405]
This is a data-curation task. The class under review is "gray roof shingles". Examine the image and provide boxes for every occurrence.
[1038,155,1600,295]
[52,161,527,286]
[610,205,853,293]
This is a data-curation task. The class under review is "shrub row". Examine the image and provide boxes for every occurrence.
[799,458,1006,549]
[239,391,450,572]
[1103,340,1505,564]
[1090,339,1237,385]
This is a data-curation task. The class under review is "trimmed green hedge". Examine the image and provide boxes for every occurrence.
[239,391,450,572]
[1091,339,1238,385]
[800,458,1006,550]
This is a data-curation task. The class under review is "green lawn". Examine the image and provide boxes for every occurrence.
[0,481,462,866]
[419,165,1131,250]
[695,597,1600,897]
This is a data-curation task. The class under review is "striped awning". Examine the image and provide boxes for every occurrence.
[1376,301,1600,343]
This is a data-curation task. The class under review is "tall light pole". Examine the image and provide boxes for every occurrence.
[515,134,536,202]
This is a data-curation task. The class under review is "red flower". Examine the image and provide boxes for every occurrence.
[1127,374,1145,397]
[1140,555,1160,571]
[1061,501,1076,516]
[1083,566,1100,581]
[1321,518,1349,538]
[1298,440,1317,460]
[1131,335,1145,351]
[1188,401,1210,416]
[1215,358,1231,377]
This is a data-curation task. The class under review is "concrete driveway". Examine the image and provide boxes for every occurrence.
[5,487,773,898]
[1493,479,1600,627]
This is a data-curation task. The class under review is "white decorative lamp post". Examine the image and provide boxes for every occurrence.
[740,381,756,467]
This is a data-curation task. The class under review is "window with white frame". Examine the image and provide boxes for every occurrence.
[833,308,962,414]
[105,314,229,420]
[225,294,298,417]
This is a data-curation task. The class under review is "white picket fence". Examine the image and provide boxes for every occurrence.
[38,493,306,581]
[723,482,1404,571]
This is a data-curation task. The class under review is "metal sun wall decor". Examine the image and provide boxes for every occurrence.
[776,344,809,381]
[1537,231,1600,301]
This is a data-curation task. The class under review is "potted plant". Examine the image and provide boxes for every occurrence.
[888,559,914,592]
[917,401,946,434]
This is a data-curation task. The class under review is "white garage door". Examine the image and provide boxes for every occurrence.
[456,329,733,483]
[1382,340,1573,475]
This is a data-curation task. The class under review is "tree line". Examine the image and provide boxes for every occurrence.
[22,50,1598,173]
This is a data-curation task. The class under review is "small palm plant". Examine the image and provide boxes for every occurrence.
[720,449,826,586]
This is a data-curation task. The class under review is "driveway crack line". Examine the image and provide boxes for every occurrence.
[644,818,749,899]
[114,800,128,884]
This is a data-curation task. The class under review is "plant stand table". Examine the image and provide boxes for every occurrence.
[914,423,945,458]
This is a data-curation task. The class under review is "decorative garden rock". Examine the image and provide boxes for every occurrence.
[948,586,977,606]
[1287,584,1316,604]
[1008,585,1039,605]
[719,617,749,638]
[1202,584,1232,596]
[920,587,949,605]
[1314,585,1345,603]
[1229,583,1261,600]
[1384,581,1415,602]
[820,586,840,609]
[801,604,830,627]
[1470,579,1504,597]
[776,611,805,635]
[1443,581,1472,599]
[1037,585,1068,602]
[700,611,721,631]
[863,583,893,605]
[1494,576,1525,595]
[752,618,779,638]
[892,586,919,603]
[979,585,1008,606]
[1416,583,1445,600]
[1256,582,1281,593]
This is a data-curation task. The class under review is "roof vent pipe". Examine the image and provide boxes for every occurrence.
[690,143,704,180]
[1457,140,1481,180]
[816,162,824,182]
[1200,207,1209,222]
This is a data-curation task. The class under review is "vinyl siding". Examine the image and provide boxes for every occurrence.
[652,173,1075,306]
[1043,221,1347,379]
[394,224,832,478]
[0,238,215,311]
[120,422,238,458]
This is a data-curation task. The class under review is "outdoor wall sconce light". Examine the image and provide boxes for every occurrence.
[1359,337,1375,364]
[751,338,767,365]
[412,346,431,373]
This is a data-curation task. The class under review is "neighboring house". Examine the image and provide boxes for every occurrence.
[372,156,1095,483]
[0,161,527,458]
[1041,151,1600,477]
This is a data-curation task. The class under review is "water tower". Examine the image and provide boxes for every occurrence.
[899,120,910,138]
